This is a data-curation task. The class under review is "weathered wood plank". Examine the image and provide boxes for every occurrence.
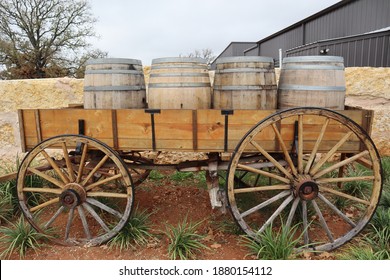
[19,109,369,153]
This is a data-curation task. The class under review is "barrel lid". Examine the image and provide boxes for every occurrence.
[216,56,274,64]
[86,58,142,65]
[152,57,207,64]
[283,56,344,64]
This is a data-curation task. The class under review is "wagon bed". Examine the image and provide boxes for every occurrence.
[19,108,372,153]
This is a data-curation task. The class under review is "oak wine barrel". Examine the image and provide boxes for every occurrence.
[213,56,277,109]
[278,56,346,110]
[83,58,146,109]
[148,57,211,109]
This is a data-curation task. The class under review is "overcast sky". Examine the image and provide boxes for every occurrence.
[89,0,341,65]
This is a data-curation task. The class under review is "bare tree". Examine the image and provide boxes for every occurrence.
[0,0,104,79]
[181,48,216,66]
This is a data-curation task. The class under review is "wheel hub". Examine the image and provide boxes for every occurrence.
[293,175,319,201]
[60,183,87,209]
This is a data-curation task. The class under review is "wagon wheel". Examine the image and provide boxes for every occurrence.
[227,107,382,251]
[17,135,134,246]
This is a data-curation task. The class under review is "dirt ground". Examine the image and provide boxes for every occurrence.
[6,169,341,261]
[9,171,252,260]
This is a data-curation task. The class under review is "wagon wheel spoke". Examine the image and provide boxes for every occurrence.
[304,118,330,174]
[227,108,382,252]
[286,197,300,230]
[82,203,110,233]
[62,142,76,182]
[311,200,334,242]
[30,197,60,212]
[271,123,297,176]
[81,154,109,186]
[85,173,123,192]
[65,208,75,240]
[17,135,134,246]
[309,131,353,176]
[250,140,293,180]
[301,200,310,246]
[317,193,356,227]
[77,206,92,240]
[44,206,65,229]
[40,149,70,184]
[86,198,123,219]
[258,194,294,234]
[27,167,65,189]
[76,143,88,183]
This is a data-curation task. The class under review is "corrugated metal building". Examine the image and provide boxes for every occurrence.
[212,0,390,68]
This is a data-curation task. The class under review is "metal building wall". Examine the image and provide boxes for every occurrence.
[245,0,390,65]
[304,0,390,42]
[286,30,390,67]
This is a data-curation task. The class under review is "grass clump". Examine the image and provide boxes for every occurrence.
[169,171,194,182]
[165,216,208,260]
[108,207,154,251]
[338,245,387,260]
[0,181,15,224]
[343,166,372,199]
[0,215,49,259]
[241,222,306,260]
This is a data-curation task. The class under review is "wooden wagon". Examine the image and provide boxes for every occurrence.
[12,106,382,251]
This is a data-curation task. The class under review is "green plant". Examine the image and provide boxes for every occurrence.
[169,171,194,182]
[365,226,390,258]
[148,170,165,181]
[165,216,208,260]
[0,215,49,259]
[0,190,13,224]
[381,157,390,185]
[108,207,153,251]
[241,221,307,260]
[338,245,387,260]
[379,190,390,208]
[343,166,372,199]
[370,207,390,232]
[212,219,242,235]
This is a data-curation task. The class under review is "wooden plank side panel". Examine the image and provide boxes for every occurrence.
[21,110,39,150]
[23,109,114,149]
[116,109,152,150]
[20,109,370,153]
[155,110,193,150]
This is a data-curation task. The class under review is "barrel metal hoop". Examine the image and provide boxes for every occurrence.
[85,70,143,75]
[84,86,146,91]
[283,56,344,63]
[150,73,209,77]
[148,83,210,88]
[215,68,272,73]
[152,57,207,64]
[216,56,274,64]
[151,65,206,70]
[278,85,346,91]
[282,65,345,70]
[86,58,142,65]
[213,85,277,91]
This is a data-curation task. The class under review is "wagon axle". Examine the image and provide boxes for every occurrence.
[60,183,87,209]
[293,175,319,201]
